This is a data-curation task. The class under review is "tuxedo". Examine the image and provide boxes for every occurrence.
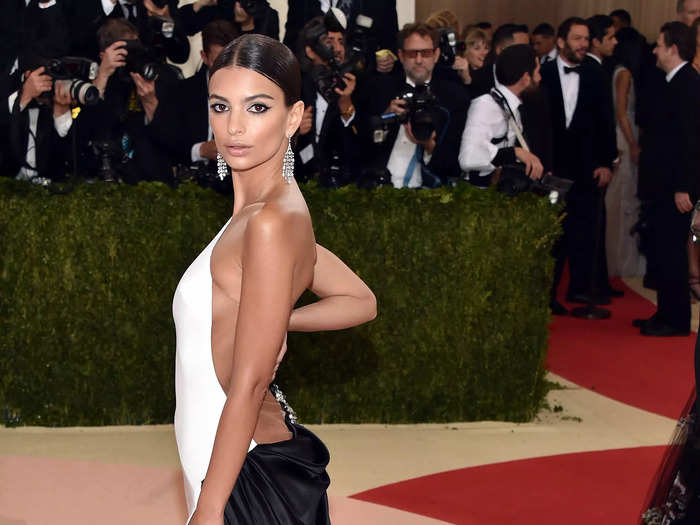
[355,71,470,186]
[540,56,616,298]
[582,54,617,163]
[149,66,210,165]
[295,72,362,185]
[641,63,700,331]
[282,0,398,55]
[177,1,279,39]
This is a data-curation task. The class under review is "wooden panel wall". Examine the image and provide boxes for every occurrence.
[415,0,678,41]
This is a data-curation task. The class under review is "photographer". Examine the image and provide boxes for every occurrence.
[148,20,238,189]
[459,44,543,188]
[178,0,279,39]
[75,18,180,182]
[356,22,469,188]
[6,67,76,183]
[64,0,190,63]
[295,13,361,186]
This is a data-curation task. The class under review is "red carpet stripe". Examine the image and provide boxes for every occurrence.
[351,446,666,525]
[547,278,695,419]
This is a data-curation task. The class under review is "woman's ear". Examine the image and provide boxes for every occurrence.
[286,100,305,137]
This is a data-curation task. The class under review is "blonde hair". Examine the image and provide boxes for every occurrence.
[425,9,460,34]
[463,28,488,49]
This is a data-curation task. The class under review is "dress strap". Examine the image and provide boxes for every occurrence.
[270,383,298,424]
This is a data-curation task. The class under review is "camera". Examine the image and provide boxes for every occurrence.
[122,40,159,81]
[148,14,175,38]
[437,27,465,67]
[174,164,233,195]
[309,11,374,103]
[497,164,573,204]
[370,83,440,143]
[31,57,100,107]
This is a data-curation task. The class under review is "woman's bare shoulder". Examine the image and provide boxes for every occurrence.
[244,193,313,249]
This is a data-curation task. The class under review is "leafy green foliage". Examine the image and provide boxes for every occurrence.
[0,179,560,426]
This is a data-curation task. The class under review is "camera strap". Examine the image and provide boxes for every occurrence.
[490,88,530,153]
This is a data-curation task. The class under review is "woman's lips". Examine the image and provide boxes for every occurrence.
[225,144,252,157]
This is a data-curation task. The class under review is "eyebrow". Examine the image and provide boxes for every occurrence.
[208,93,275,103]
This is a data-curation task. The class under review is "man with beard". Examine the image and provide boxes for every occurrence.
[541,17,616,309]
[357,22,469,188]
[459,44,544,187]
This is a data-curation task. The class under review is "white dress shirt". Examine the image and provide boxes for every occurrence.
[387,77,433,188]
[541,47,558,64]
[191,71,213,163]
[666,61,688,83]
[459,86,522,180]
[556,55,580,129]
[102,0,136,19]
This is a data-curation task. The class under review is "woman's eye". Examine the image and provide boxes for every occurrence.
[210,103,228,113]
[249,103,269,114]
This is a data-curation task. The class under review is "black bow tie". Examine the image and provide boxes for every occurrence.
[564,66,580,74]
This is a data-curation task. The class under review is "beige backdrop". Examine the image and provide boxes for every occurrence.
[415,0,678,41]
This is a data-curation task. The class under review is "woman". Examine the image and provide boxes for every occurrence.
[453,27,490,96]
[604,26,646,278]
[173,34,377,525]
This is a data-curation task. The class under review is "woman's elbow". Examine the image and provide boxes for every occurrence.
[364,290,378,322]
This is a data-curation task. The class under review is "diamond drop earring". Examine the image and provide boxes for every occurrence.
[282,138,294,184]
[216,152,227,181]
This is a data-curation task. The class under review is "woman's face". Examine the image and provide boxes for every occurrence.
[466,40,489,69]
[208,66,303,174]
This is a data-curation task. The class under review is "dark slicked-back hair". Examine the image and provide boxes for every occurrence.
[533,23,555,37]
[587,14,614,43]
[495,44,537,86]
[397,22,438,50]
[210,34,301,107]
[492,23,529,51]
[660,21,696,62]
[557,17,588,41]
[610,9,632,26]
[202,19,240,54]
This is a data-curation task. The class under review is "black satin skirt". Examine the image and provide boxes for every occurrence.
[223,386,332,525]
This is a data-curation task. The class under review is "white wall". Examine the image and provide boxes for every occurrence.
[176,0,416,77]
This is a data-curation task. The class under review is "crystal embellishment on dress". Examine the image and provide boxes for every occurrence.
[282,139,294,184]
[217,152,227,181]
[271,383,297,423]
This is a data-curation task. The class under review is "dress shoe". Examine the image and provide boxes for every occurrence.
[566,292,611,305]
[640,321,690,337]
[550,300,568,316]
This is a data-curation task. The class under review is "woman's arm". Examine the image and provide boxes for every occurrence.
[614,69,640,165]
[191,209,299,524]
[288,243,377,332]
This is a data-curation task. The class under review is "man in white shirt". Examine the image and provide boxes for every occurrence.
[459,44,543,186]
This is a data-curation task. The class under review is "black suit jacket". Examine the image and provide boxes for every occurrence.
[640,63,700,202]
[295,72,362,184]
[149,66,210,165]
[356,72,470,185]
[582,54,617,164]
[283,0,398,55]
[540,59,616,189]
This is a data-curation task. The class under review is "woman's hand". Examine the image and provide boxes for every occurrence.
[630,143,641,166]
[189,508,223,525]
[452,56,471,85]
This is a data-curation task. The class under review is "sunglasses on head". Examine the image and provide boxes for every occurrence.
[402,48,435,59]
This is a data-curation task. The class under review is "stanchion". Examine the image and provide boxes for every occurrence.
[571,185,611,320]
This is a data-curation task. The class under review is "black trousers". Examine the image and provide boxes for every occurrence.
[552,184,609,298]
[650,197,691,330]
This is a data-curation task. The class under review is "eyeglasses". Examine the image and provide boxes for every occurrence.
[402,48,435,59]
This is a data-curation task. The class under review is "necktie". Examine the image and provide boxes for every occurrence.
[403,145,424,187]
[564,66,579,74]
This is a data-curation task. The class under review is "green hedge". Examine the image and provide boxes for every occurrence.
[0,178,560,426]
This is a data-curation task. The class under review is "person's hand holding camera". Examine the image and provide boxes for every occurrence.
[405,122,437,155]
[130,72,158,121]
[514,147,543,180]
[198,139,218,161]
[52,80,75,118]
[299,106,313,135]
[452,56,472,85]
[335,73,356,119]
[376,53,396,74]
[383,98,407,116]
[95,41,128,94]
[19,67,52,109]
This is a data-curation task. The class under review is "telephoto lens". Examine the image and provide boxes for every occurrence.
[56,79,100,106]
